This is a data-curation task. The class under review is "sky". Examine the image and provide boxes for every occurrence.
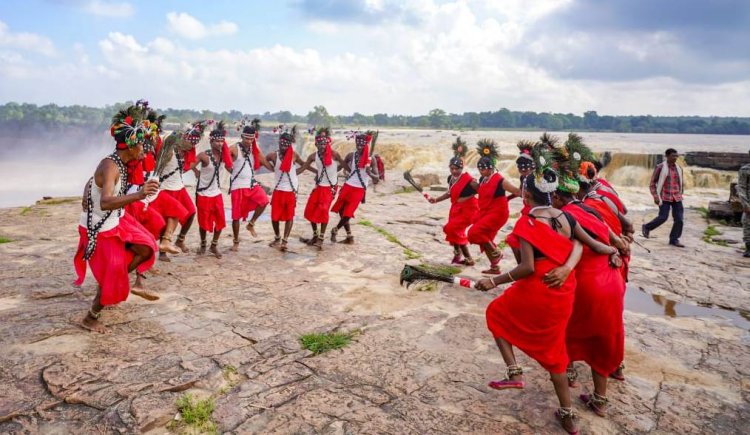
[1,0,749,117]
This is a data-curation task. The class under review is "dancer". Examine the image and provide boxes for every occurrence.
[475,159,584,435]
[229,118,272,251]
[192,120,233,258]
[467,139,520,273]
[549,139,627,418]
[428,137,478,264]
[266,126,305,251]
[300,126,345,249]
[74,105,160,333]
[330,131,380,244]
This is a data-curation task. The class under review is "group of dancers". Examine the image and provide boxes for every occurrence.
[73,101,380,333]
[433,134,633,433]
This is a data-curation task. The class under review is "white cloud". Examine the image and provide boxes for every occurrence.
[0,20,56,57]
[166,12,238,40]
[82,0,135,18]
[0,1,748,117]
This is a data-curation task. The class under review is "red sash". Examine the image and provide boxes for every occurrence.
[477,173,503,210]
[449,172,473,204]
[562,203,610,243]
[511,214,573,265]
[584,197,622,235]
[597,188,625,214]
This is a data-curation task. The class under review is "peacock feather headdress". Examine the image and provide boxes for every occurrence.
[476,138,499,168]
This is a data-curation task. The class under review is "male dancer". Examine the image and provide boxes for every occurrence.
[229,119,273,251]
[191,121,233,258]
[330,131,380,244]
[300,127,345,249]
[266,126,306,251]
[74,105,160,333]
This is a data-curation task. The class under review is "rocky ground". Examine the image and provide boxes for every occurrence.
[0,171,748,434]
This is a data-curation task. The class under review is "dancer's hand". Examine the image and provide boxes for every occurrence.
[428,196,437,203]
[609,252,623,268]
[141,179,160,198]
[475,278,495,291]
[543,266,571,288]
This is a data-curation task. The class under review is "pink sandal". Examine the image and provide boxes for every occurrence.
[488,365,524,390]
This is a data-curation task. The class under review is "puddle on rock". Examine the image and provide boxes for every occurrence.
[625,285,750,331]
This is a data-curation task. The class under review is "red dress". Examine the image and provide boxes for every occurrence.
[443,172,478,245]
[485,214,576,374]
[584,196,629,282]
[125,200,165,240]
[468,173,509,249]
[563,203,626,376]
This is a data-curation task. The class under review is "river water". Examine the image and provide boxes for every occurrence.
[1,130,748,208]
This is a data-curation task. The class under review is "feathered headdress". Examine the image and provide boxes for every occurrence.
[110,103,149,149]
[476,138,499,169]
[553,133,594,193]
[516,140,536,170]
[539,132,560,150]
[531,143,558,193]
[279,124,297,145]
[209,120,227,140]
[184,120,209,144]
[237,116,261,137]
[449,136,467,168]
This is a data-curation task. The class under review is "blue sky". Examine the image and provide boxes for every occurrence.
[1,0,749,116]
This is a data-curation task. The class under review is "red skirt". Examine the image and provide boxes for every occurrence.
[231,186,269,221]
[304,185,334,224]
[566,250,626,376]
[73,214,157,306]
[443,198,478,245]
[125,201,165,240]
[149,190,190,225]
[271,190,296,222]
[196,194,226,232]
[160,188,196,225]
[331,184,365,218]
[486,258,576,373]
[468,199,509,247]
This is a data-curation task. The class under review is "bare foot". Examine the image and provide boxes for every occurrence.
[341,236,354,244]
[80,313,110,334]
[230,242,239,252]
[159,240,181,255]
[313,237,323,250]
[279,240,288,252]
[299,236,316,245]
[246,222,258,237]
[176,238,190,253]
[103,304,120,311]
[269,238,281,248]
[210,244,223,259]
[131,289,160,301]
[159,252,172,262]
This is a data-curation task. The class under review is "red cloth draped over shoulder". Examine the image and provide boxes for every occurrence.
[597,188,626,214]
[443,172,478,245]
[485,214,576,374]
[468,173,509,247]
[562,202,626,376]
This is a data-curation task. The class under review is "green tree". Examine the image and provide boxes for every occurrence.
[306,105,332,126]
[428,108,449,128]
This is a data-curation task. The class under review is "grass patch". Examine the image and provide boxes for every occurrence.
[300,330,359,355]
[36,197,80,206]
[358,220,422,259]
[0,236,12,244]
[696,206,710,219]
[174,393,217,434]
[702,225,728,246]
[20,206,33,215]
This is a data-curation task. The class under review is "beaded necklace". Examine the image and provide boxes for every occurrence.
[83,152,128,260]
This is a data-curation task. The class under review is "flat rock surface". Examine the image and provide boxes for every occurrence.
[0,171,748,434]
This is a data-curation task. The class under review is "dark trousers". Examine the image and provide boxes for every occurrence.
[645,201,683,244]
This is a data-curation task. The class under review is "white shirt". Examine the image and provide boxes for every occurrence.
[230,145,256,191]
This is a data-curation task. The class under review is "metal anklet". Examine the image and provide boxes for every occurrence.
[88,309,102,319]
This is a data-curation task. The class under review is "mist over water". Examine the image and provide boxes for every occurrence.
[1,129,747,208]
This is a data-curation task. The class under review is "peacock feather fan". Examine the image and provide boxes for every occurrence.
[451,136,468,158]
[539,132,560,150]
[476,138,499,164]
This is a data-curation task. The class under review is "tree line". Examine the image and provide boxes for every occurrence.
[1,102,749,135]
